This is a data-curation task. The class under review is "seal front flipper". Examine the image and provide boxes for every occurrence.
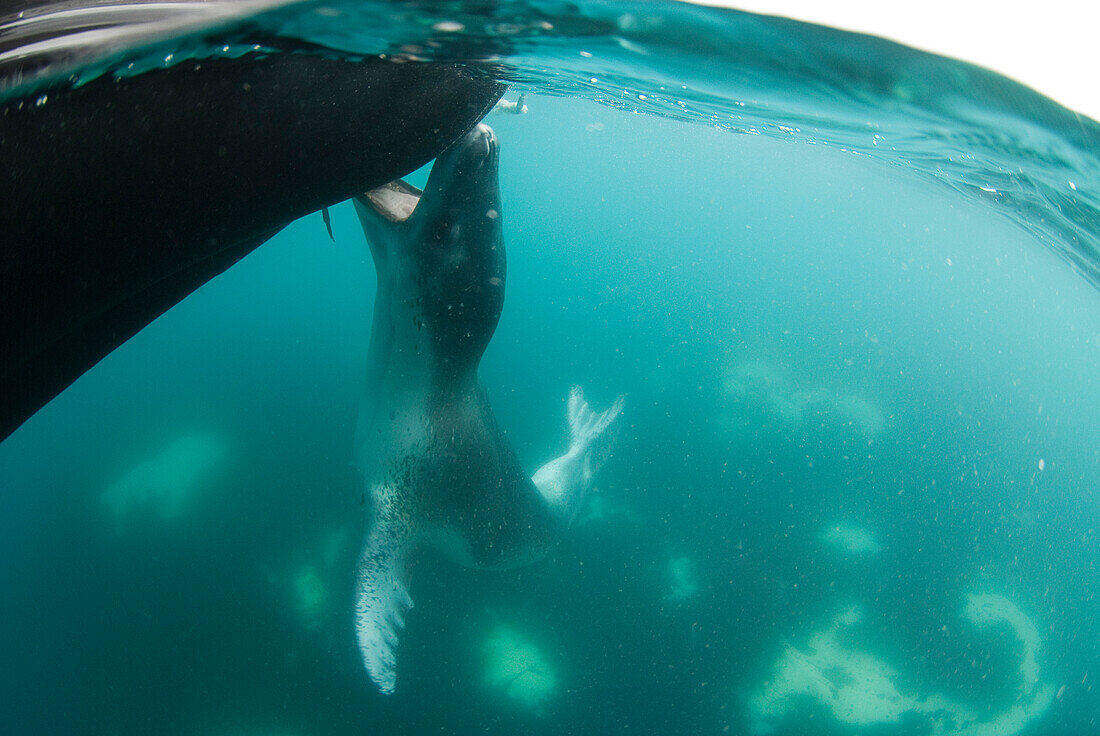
[354,490,415,694]
[532,387,626,524]
[568,386,626,480]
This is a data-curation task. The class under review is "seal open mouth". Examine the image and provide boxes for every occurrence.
[362,123,498,224]
[362,179,422,223]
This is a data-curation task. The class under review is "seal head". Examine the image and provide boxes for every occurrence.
[355,123,505,390]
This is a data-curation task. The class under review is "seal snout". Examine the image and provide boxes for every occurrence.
[462,123,498,167]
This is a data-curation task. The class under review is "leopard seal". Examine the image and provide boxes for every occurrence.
[352,123,623,694]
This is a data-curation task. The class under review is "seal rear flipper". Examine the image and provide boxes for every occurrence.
[354,496,415,694]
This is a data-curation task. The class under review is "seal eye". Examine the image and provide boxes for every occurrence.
[430,220,451,246]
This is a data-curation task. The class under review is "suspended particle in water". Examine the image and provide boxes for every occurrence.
[433,21,465,33]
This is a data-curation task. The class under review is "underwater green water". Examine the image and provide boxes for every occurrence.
[2,2,1099,735]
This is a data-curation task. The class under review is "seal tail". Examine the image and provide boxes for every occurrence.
[566,386,625,482]
[354,492,414,694]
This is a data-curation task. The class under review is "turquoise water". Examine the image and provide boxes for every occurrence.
[2,2,1098,735]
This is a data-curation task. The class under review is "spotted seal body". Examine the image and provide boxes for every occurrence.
[352,124,624,693]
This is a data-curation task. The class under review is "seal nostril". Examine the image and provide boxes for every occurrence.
[465,129,497,167]
[471,123,498,160]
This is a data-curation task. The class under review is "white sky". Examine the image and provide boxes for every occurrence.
[686,1,1100,122]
